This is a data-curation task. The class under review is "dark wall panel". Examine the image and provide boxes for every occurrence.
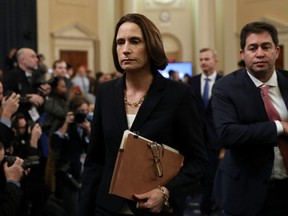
[0,0,37,73]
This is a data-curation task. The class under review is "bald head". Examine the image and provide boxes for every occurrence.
[17,48,38,72]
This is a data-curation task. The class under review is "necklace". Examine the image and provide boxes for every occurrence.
[124,90,147,108]
[124,78,153,108]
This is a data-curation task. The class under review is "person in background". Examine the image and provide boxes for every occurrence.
[51,96,90,216]
[168,69,181,82]
[0,81,20,149]
[44,77,69,137]
[0,143,25,216]
[80,13,207,216]
[44,76,69,192]
[6,48,18,71]
[212,22,288,216]
[72,65,95,104]
[33,53,48,84]
[237,59,246,69]
[52,60,73,94]
[2,48,48,122]
[188,48,222,216]
[66,63,74,79]
[182,73,191,84]
[71,65,90,95]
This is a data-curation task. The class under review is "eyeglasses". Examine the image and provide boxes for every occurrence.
[148,142,164,177]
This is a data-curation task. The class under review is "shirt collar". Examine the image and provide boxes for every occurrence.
[201,71,217,81]
[25,71,32,77]
[246,70,278,88]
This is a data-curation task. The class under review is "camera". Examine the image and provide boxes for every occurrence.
[26,119,51,132]
[3,155,40,169]
[74,111,87,124]
[3,90,33,109]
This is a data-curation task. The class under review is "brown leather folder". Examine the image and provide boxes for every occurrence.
[109,130,184,200]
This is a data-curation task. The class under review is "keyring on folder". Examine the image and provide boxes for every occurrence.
[148,142,164,177]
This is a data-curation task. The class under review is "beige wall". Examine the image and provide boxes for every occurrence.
[236,0,288,69]
[37,0,288,75]
[237,0,288,31]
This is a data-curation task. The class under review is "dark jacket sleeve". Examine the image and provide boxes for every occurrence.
[0,182,23,216]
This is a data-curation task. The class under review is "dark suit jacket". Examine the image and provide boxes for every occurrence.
[2,67,36,95]
[3,67,44,120]
[0,122,14,148]
[80,72,208,216]
[188,73,222,152]
[212,69,288,215]
[0,182,23,216]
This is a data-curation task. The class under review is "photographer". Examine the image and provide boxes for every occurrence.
[0,142,25,216]
[50,96,90,216]
[11,113,42,159]
[0,81,20,150]
[2,48,50,122]
[10,113,51,216]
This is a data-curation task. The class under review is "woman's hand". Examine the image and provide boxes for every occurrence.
[1,93,20,119]
[79,120,91,135]
[133,186,169,213]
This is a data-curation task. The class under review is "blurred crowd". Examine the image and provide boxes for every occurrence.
[0,47,121,216]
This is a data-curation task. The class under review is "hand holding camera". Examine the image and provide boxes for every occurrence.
[3,156,25,182]
[1,92,20,119]
[29,123,42,148]
[65,111,75,124]
[26,93,44,107]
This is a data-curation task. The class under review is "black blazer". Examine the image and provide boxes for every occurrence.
[80,72,208,216]
[212,69,288,215]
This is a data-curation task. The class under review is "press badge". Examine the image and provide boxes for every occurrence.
[28,106,40,122]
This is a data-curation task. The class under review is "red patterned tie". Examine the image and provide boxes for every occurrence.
[260,85,288,170]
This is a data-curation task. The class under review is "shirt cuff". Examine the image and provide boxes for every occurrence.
[55,130,69,139]
[0,118,11,128]
[7,180,21,188]
[275,120,284,135]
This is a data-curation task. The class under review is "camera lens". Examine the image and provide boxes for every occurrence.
[74,112,86,124]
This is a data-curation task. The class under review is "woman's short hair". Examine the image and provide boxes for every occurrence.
[112,13,168,74]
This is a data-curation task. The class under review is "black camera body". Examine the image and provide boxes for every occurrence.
[3,155,40,169]
[4,90,33,109]
[74,111,87,124]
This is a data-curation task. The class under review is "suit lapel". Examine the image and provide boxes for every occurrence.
[130,72,166,131]
[277,70,288,110]
[112,76,128,131]
[241,70,270,119]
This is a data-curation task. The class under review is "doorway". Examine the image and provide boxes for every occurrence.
[60,50,88,77]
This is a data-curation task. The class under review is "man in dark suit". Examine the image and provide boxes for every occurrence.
[2,48,48,121]
[188,48,222,215]
[212,22,288,216]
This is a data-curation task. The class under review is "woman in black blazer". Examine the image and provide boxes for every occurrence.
[80,13,207,216]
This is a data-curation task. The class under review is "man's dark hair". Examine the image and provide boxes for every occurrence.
[69,96,89,112]
[240,22,279,50]
[52,59,66,69]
